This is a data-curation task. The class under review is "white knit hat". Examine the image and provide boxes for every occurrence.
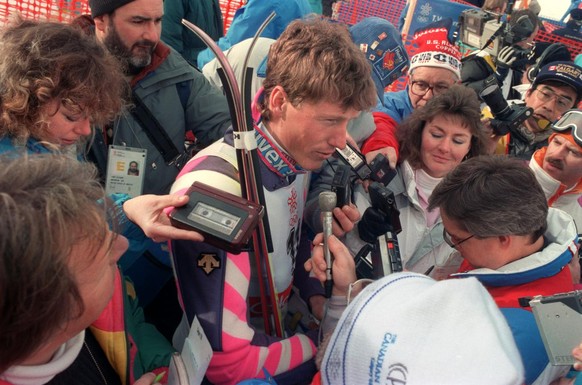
[320,272,524,385]
[409,19,462,79]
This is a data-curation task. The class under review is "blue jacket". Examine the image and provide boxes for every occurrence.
[0,136,152,279]
[375,88,413,125]
[196,0,312,69]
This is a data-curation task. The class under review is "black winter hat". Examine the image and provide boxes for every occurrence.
[89,0,135,18]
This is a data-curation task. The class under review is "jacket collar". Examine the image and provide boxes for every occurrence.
[130,42,171,87]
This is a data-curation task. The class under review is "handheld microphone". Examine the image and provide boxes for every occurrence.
[319,191,336,298]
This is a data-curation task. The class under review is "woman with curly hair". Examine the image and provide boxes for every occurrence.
[349,84,489,278]
[0,18,127,152]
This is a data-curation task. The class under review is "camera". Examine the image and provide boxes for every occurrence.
[458,9,496,48]
[458,9,535,59]
[479,75,532,136]
[334,143,396,185]
[355,182,403,279]
[331,164,351,207]
[530,291,582,365]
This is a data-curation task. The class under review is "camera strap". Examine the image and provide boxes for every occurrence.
[130,90,181,164]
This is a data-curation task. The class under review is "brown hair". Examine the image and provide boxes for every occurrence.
[428,155,547,240]
[397,84,488,169]
[259,17,377,121]
[0,154,113,371]
[0,18,128,144]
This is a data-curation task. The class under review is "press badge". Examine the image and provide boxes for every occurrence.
[105,145,146,198]
[172,316,212,385]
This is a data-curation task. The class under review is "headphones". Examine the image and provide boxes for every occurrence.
[527,43,570,82]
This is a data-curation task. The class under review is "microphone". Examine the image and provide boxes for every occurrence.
[319,191,336,298]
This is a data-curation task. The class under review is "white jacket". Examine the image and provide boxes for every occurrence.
[530,147,582,234]
[347,161,460,279]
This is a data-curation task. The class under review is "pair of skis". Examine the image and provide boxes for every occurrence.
[182,14,284,337]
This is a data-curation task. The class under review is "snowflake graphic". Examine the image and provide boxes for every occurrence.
[288,188,298,212]
[419,2,432,16]
[327,349,343,379]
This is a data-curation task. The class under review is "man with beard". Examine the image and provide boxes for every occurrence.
[83,0,231,336]
[87,0,231,196]
[490,62,582,160]
[530,109,582,231]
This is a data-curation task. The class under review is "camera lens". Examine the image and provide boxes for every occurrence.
[480,83,512,120]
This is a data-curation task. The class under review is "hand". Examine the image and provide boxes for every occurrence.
[123,194,204,243]
[330,204,360,237]
[358,206,392,244]
[364,147,397,169]
[569,255,581,285]
[133,372,162,385]
[573,342,582,370]
[305,233,356,297]
[309,294,326,320]
[496,46,518,70]
[481,117,504,154]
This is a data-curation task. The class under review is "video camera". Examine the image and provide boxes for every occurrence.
[354,182,403,279]
[458,9,535,59]
[334,142,396,185]
[479,75,533,136]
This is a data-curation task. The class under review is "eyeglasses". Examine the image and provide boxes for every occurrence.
[443,228,475,249]
[553,109,582,147]
[409,79,451,97]
[534,87,574,112]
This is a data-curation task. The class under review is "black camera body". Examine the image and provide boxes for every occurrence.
[479,75,533,136]
[458,9,534,60]
[334,143,396,185]
[331,164,351,208]
[483,14,535,56]
[354,182,403,279]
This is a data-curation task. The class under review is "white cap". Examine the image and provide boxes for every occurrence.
[320,272,524,385]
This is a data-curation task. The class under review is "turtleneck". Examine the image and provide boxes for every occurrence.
[415,168,442,227]
[1,331,84,385]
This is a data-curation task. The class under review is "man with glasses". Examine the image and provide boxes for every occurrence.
[428,155,577,384]
[307,155,578,384]
[493,61,582,160]
[530,109,582,231]
[360,19,462,165]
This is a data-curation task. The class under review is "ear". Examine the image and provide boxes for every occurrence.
[93,15,108,35]
[268,86,287,120]
[497,234,512,249]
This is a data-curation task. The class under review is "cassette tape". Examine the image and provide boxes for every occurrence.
[169,181,264,254]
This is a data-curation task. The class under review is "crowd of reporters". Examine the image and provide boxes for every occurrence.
[1,0,582,384]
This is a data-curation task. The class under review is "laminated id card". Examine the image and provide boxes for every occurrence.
[105,145,146,198]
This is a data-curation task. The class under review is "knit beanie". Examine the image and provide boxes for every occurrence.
[320,272,525,385]
[89,0,135,18]
[350,17,409,100]
[409,19,462,79]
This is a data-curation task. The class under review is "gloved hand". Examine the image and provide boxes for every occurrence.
[495,46,518,82]
[497,46,518,69]
[357,206,392,244]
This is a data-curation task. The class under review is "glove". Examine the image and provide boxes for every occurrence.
[496,46,518,69]
[495,46,517,82]
[357,206,392,244]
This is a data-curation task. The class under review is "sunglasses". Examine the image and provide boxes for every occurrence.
[553,109,582,147]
